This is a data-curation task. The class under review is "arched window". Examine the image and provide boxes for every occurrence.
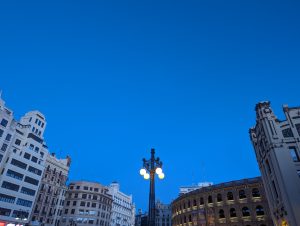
[227,192,234,200]
[189,215,192,222]
[239,190,246,199]
[219,209,225,218]
[183,203,186,209]
[200,197,204,205]
[188,200,190,208]
[184,216,187,223]
[208,195,213,203]
[242,207,250,217]
[193,199,197,206]
[256,205,264,216]
[230,208,236,217]
[252,188,260,197]
[217,193,222,202]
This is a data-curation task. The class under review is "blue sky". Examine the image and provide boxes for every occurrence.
[1,0,300,210]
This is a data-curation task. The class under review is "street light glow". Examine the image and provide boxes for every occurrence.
[158,172,165,179]
[140,168,146,176]
[155,167,162,175]
[144,173,150,180]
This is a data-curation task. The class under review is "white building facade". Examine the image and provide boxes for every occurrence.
[108,182,135,226]
[155,200,171,226]
[250,102,300,226]
[0,95,48,225]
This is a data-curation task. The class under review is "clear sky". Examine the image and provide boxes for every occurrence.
[0,0,300,211]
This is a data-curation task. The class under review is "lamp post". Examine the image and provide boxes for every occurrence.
[139,148,165,226]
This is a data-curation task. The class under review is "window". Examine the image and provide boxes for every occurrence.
[24,176,39,186]
[0,193,16,203]
[82,194,87,199]
[219,209,225,218]
[193,199,197,206]
[92,203,97,207]
[256,205,264,216]
[227,192,234,200]
[0,154,3,163]
[0,129,3,137]
[84,186,88,190]
[20,187,36,196]
[15,139,21,145]
[16,198,32,207]
[252,188,260,197]
[5,134,12,141]
[29,144,34,150]
[64,209,68,214]
[6,169,24,180]
[71,209,75,214]
[239,190,246,199]
[282,128,293,137]
[289,147,300,162]
[80,201,85,206]
[0,119,8,127]
[230,208,236,217]
[217,194,222,202]
[1,143,8,152]
[297,170,300,178]
[24,152,31,160]
[28,166,42,176]
[73,201,77,206]
[66,201,70,206]
[208,195,212,203]
[31,156,38,163]
[74,193,78,198]
[0,207,11,216]
[265,159,272,173]
[242,207,250,217]
[2,181,20,191]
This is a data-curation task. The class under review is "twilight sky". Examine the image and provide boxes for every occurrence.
[0,0,300,210]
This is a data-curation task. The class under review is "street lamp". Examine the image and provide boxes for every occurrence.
[140,148,165,226]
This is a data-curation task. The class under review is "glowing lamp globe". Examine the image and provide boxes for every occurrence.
[155,167,162,175]
[144,173,150,180]
[158,173,165,179]
[140,168,146,176]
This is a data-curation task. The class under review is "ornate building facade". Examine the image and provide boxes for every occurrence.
[61,181,113,226]
[250,102,300,226]
[171,177,273,226]
[108,182,135,226]
[30,152,71,226]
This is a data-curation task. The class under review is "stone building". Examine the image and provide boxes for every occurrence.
[30,152,71,226]
[171,177,273,226]
[155,200,171,226]
[108,182,135,226]
[250,102,300,226]
[61,181,113,226]
[135,210,147,226]
[0,94,48,225]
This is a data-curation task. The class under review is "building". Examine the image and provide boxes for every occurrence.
[250,102,300,226]
[108,182,135,226]
[179,182,213,196]
[155,200,171,226]
[0,94,48,225]
[30,152,71,226]
[61,181,113,226]
[135,210,147,226]
[171,177,273,226]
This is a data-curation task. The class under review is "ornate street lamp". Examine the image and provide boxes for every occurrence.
[140,148,165,226]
